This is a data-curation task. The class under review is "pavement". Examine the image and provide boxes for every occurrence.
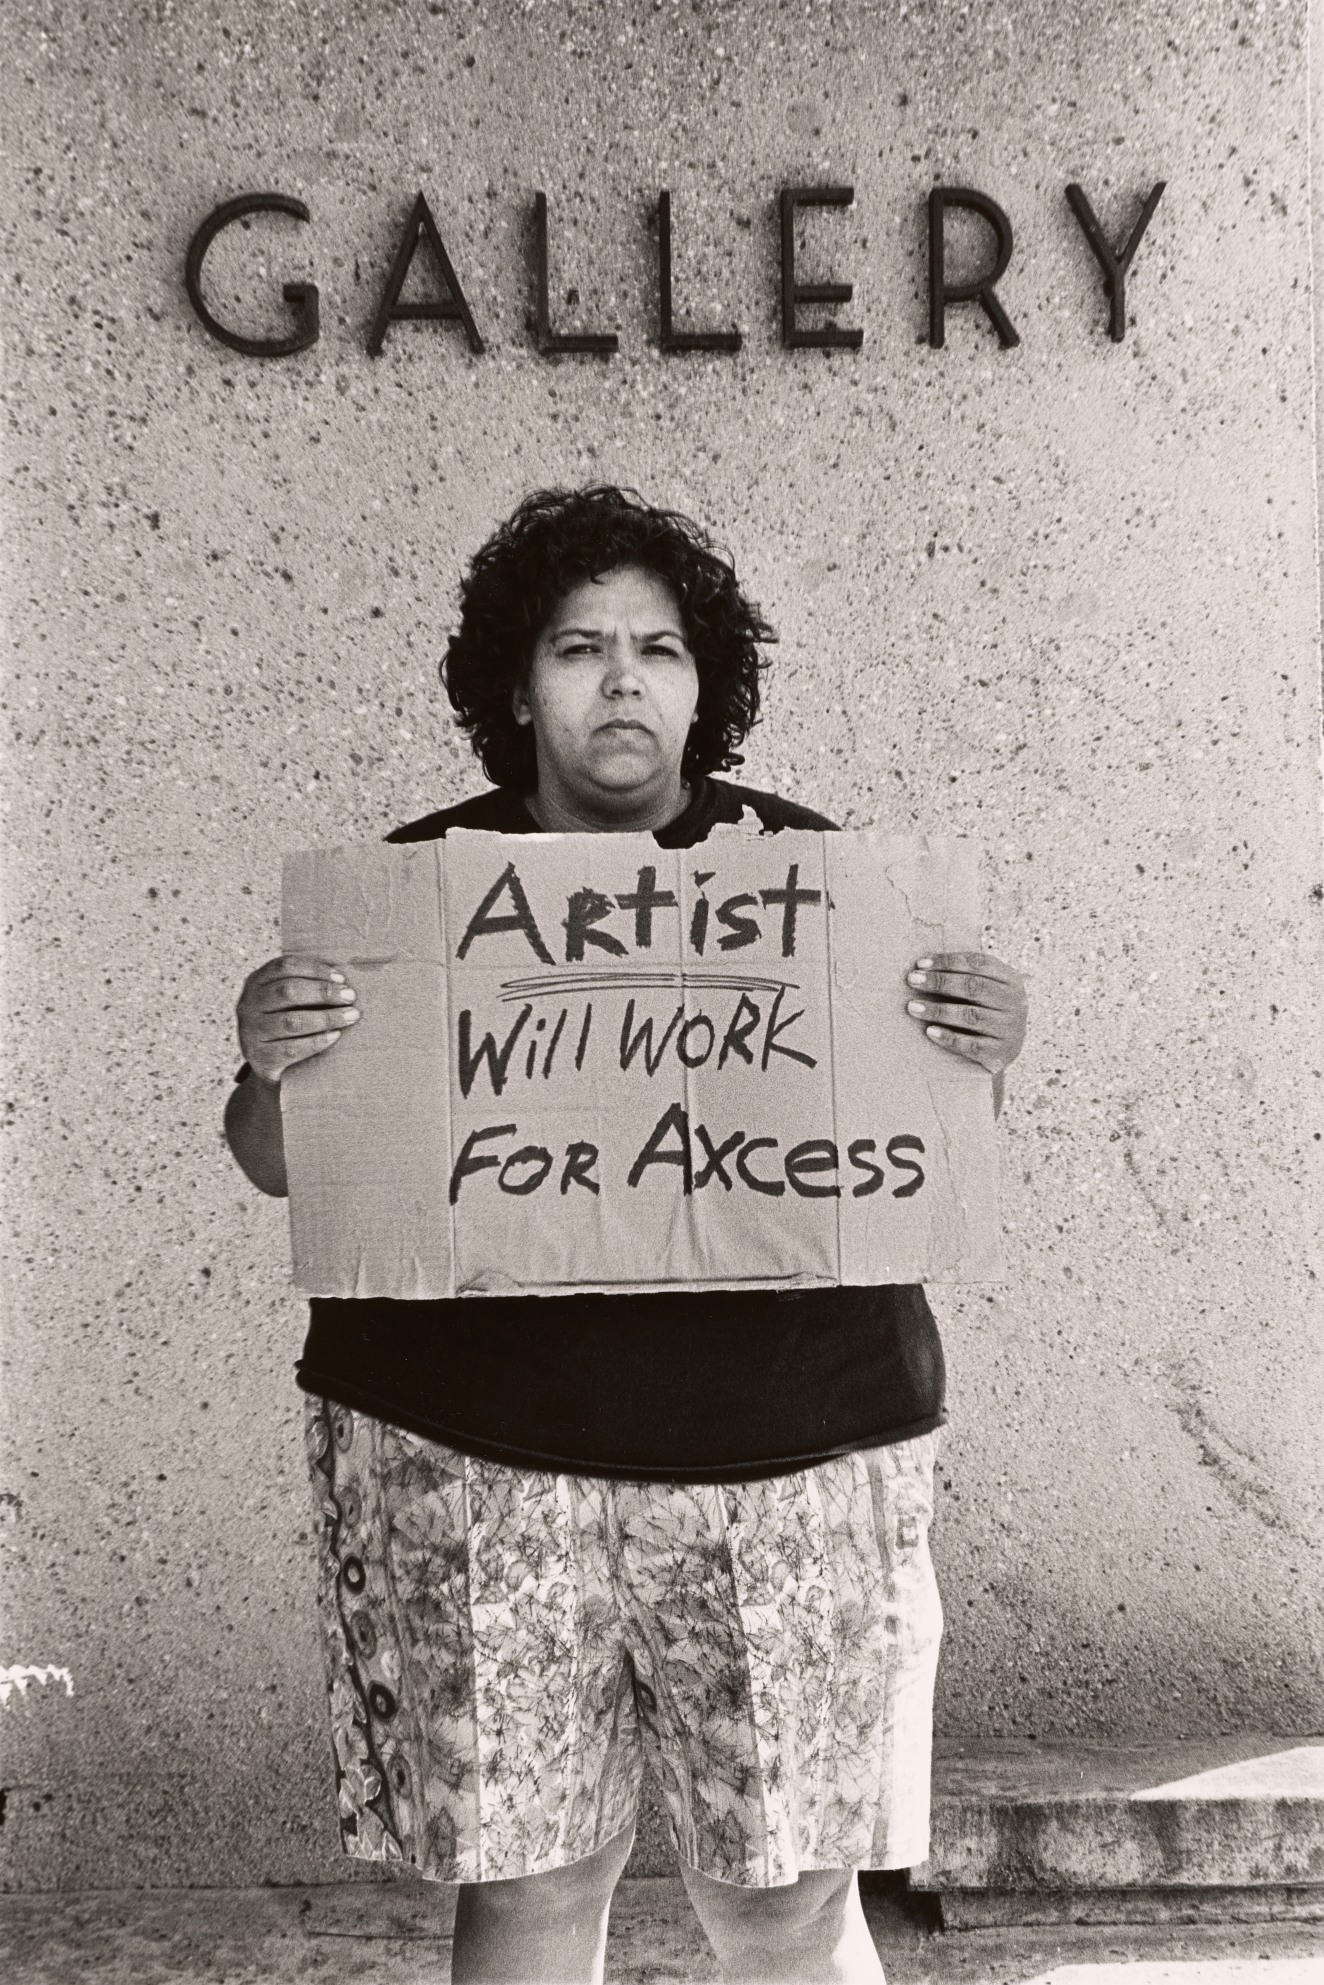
[1,1878,1323,1985]
[6,1737,1322,1981]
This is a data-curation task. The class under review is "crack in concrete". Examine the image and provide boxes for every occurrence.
[1117,1102,1172,1234]
[1171,1391,1299,1539]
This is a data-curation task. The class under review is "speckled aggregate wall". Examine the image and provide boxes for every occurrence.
[3,0,1322,1891]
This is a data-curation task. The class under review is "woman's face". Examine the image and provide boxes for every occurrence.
[513,564,700,824]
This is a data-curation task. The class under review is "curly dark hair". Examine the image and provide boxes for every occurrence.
[442,485,775,791]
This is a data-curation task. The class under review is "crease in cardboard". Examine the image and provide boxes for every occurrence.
[820,836,845,1286]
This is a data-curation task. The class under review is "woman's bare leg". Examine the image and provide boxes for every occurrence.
[450,1823,636,1985]
[677,1863,885,1984]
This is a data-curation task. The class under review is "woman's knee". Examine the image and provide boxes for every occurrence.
[676,1867,882,1983]
[680,1863,857,1938]
[458,1822,635,1925]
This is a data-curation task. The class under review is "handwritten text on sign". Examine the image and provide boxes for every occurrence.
[280,829,1002,1297]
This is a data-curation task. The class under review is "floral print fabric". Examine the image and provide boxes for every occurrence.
[305,1398,942,1887]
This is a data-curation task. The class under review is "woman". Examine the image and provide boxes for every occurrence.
[226,486,1026,1983]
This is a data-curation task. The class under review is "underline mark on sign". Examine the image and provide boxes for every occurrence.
[497,971,802,1002]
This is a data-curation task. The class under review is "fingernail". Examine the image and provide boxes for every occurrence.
[341,1008,360,1022]
[908,972,929,987]
[329,971,345,982]
[907,1000,926,1017]
[915,957,934,970]
[337,987,356,1001]
[926,1024,945,1039]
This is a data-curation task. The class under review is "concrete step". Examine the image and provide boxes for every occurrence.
[913,1736,1324,1928]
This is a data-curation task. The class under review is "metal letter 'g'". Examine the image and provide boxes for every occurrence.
[184,193,319,358]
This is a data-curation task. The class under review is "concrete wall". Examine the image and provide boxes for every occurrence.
[3,0,1321,1889]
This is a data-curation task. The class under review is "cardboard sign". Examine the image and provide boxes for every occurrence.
[280,828,1002,1297]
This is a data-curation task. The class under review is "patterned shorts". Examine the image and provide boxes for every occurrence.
[304,1398,942,1888]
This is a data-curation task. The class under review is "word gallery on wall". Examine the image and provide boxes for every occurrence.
[186,181,1165,360]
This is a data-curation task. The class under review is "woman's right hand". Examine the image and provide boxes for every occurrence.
[237,955,360,1086]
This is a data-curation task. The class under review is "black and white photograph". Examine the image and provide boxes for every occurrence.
[2,3,1322,1981]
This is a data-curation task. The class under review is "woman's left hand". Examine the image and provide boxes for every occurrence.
[904,952,1027,1075]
